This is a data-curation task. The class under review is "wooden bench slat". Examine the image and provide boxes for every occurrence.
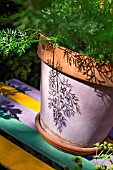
[6,79,40,101]
[0,111,94,170]
[0,82,40,113]
[0,135,54,170]
[0,95,37,129]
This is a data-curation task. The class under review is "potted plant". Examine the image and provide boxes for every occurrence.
[35,0,113,155]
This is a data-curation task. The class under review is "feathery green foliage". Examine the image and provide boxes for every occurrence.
[0,29,33,56]
[41,0,113,63]
[10,0,54,30]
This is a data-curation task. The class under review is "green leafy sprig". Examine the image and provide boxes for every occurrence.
[64,141,113,170]
[0,29,58,57]
[0,29,34,57]
[94,141,113,170]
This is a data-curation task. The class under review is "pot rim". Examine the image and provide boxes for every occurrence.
[38,34,113,88]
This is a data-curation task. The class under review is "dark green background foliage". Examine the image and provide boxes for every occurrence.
[0,0,53,88]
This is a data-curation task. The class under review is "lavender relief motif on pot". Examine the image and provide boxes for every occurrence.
[48,69,81,133]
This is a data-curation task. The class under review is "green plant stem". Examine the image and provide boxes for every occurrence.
[31,40,40,43]
[95,149,104,165]
[100,149,112,167]
[98,150,104,157]
[95,149,98,166]
[31,37,57,44]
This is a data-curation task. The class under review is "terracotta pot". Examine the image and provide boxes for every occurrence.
[36,34,113,153]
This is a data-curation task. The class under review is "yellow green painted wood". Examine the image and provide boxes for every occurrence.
[0,135,54,170]
[0,82,40,112]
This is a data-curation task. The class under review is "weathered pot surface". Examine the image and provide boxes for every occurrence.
[36,34,113,153]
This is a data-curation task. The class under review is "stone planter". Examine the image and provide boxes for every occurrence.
[35,34,113,155]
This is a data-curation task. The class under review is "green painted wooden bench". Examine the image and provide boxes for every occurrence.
[0,79,113,170]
